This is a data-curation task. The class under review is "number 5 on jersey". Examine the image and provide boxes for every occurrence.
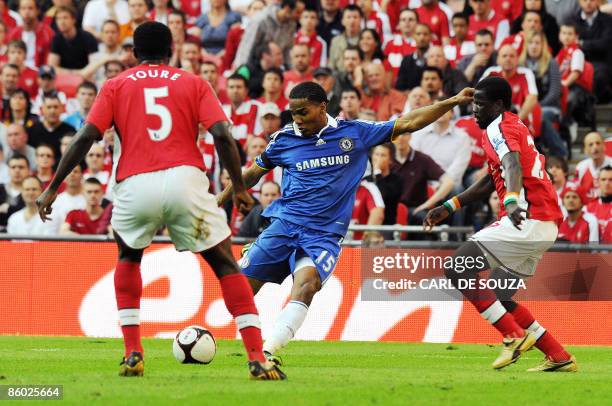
[144,86,173,141]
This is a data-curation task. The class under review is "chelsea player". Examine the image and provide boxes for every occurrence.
[218,82,474,363]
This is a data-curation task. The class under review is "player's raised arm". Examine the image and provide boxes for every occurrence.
[392,88,474,138]
[217,163,270,207]
[36,123,101,221]
[209,121,256,213]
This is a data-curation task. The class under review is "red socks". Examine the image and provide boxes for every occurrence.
[510,304,571,362]
[219,273,266,363]
[114,261,143,357]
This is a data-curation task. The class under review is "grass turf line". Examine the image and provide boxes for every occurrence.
[0,337,610,405]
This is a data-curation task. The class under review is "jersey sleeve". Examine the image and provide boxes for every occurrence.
[486,119,522,161]
[570,49,585,72]
[354,119,396,148]
[198,78,229,129]
[254,132,281,170]
[86,81,115,136]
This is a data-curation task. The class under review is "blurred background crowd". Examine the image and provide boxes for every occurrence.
[0,0,610,243]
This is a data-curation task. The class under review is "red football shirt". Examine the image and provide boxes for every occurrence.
[481,111,562,222]
[491,0,522,23]
[455,117,486,168]
[586,198,611,243]
[19,67,39,99]
[558,212,599,243]
[294,31,327,69]
[416,4,449,45]
[87,64,228,182]
[383,35,416,77]
[65,209,107,235]
[222,100,261,148]
[351,181,385,240]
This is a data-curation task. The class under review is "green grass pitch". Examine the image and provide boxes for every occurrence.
[0,336,611,405]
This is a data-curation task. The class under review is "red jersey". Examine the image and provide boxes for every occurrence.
[351,180,385,240]
[257,94,289,112]
[2,9,19,33]
[500,32,524,54]
[65,209,108,235]
[416,4,449,45]
[283,69,314,99]
[222,25,244,72]
[468,10,509,48]
[586,198,612,243]
[364,11,391,44]
[8,23,54,67]
[556,44,591,91]
[294,31,327,69]
[383,35,416,76]
[482,111,562,222]
[176,0,200,20]
[443,37,476,67]
[197,132,220,193]
[87,64,228,183]
[558,212,599,243]
[575,157,612,202]
[491,0,522,22]
[18,67,39,99]
[455,116,486,168]
[222,100,261,148]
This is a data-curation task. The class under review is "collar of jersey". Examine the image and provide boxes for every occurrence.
[292,114,338,138]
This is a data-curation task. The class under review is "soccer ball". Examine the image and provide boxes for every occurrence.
[172,326,216,364]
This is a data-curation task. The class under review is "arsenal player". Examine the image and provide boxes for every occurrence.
[586,166,612,243]
[36,22,286,380]
[424,76,577,372]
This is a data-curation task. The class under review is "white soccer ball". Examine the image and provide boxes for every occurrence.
[172,326,216,364]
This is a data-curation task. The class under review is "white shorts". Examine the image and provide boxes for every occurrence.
[111,165,231,252]
[469,216,558,277]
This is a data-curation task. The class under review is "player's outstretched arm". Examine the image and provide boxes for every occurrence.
[423,173,495,231]
[217,164,269,207]
[209,121,256,213]
[392,88,474,137]
[36,123,101,221]
[501,151,528,229]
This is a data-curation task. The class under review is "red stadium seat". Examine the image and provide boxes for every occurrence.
[55,73,83,98]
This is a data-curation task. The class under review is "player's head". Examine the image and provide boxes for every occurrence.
[473,76,512,129]
[133,21,172,62]
[288,81,328,137]
[599,165,612,198]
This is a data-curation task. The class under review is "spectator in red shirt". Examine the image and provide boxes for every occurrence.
[257,68,289,111]
[445,13,476,68]
[199,61,229,104]
[356,0,392,43]
[499,10,542,54]
[511,0,561,54]
[575,132,612,201]
[558,184,599,243]
[294,8,327,69]
[491,0,522,22]
[469,0,510,48]
[338,86,362,120]
[586,166,612,243]
[416,0,450,45]
[223,73,261,148]
[60,177,109,235]
[283,44,314,98]
[83,143,111,190]
[6,40,38,99]
[8,0,54,67]
[546,156,569,216]
[0,0,21,33]
[358,62,407,121]
[0,21,8,64]
[351,178,385,241]
[384,8,418,79]
[148,0,172,25]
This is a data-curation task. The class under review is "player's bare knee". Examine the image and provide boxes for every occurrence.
[292,274,321,305]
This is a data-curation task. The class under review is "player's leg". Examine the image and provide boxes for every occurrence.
[494,270,576,372]
[114,231,146,377]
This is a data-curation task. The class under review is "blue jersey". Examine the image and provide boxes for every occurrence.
[254,114,396,236]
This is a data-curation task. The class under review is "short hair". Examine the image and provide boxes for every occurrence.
[452,12,469,24]
[84,177,103,187]
[1,63,19,74]
[475,76,512,110]
[42,93,61,104]
[227,73,248,87]
[36,143,56,156]
[546,156,568,174]
[23,175,43,188]
[600,165,612,174]
[399,8,418,21]
[8,152,29,167]
[102,19,120,30]
[341,86,361,100]
[104,60,124,72]
[560,20,579,34]
[133,21,172,61]
[289,81,328,103]
[415,23,431,33]
[261,180,281,194]
[78,81,97,94]
[375,142,395,157]
[280,0,298,9]
[55,5,77,20]
[264,67,284,83]
[342,4,363,18]
[475,29,494,39]
[7,39,26,53]
[201,60,217,68]
[344,45,364,61]
[168,9,186,24]
[422,66,444,80]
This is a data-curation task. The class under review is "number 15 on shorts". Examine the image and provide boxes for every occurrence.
[315,250,336,274]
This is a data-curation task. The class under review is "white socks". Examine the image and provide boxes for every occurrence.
[263,300,309,354]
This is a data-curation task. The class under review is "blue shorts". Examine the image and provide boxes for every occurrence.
[240,218,343,285]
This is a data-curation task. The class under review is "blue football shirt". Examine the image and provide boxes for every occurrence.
[254,114,396,236]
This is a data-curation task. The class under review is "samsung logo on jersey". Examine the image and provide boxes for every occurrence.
[296,155,350,171]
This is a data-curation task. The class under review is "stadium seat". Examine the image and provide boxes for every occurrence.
[55,73,83,98]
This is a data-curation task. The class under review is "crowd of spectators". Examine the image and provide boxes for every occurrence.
[0,0,610,244]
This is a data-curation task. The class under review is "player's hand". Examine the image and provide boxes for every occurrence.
[453,88,475,106]
[423,206,450,232]
[505,202,528,230]
[36,187,59,222]
[233,190,255,215]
